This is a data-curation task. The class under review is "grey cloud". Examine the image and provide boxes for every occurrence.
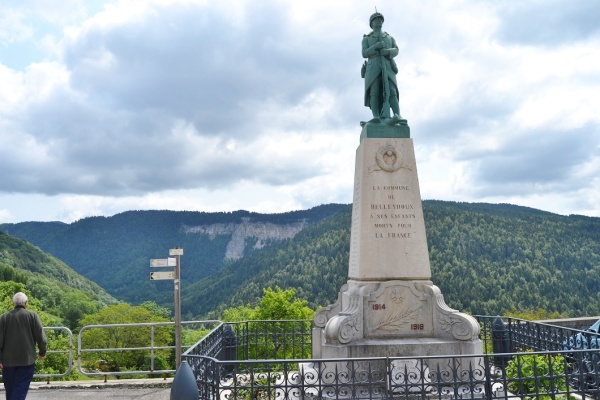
[63,1,348,138]
[467,126,599,196]
[194,161,318,188]
[0,124,321,196]
[415,83,516,145]
[0,1,350,197]
[494,1,600,46]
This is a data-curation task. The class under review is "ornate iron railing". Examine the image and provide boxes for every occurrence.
[183,317,600,399]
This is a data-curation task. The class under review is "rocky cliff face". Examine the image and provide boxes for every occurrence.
[182,217,308,260]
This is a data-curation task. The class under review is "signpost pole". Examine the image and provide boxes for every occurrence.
[172,249,182,368]
[151,248,183,369]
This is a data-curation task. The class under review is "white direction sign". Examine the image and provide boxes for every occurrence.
[150,271,175,280]
[169,248,184,256]
[150,258,176,267]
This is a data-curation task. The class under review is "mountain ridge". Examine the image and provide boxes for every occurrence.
[2,201,599,319]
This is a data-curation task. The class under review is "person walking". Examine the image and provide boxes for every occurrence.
[0,292,47,400]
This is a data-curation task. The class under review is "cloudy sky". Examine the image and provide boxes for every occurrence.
[1,0,599,223]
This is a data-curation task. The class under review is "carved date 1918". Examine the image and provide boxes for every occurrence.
[411,323,424,330]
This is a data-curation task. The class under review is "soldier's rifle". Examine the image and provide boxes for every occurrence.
[378,35,391,119]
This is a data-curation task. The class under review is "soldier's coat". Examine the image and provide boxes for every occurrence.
[362,31,399,108]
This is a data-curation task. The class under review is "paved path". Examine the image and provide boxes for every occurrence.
[1,378,174,399]
[24,387,171,399]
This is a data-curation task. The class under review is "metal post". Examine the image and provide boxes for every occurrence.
[174,253,182,368]
[150,325,155,372]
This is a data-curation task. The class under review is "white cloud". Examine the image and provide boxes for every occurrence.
[0,9,33,46]
[0,0,599,223]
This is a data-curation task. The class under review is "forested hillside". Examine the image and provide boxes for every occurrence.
[0,231,117,326]
[183,201,600,318]
[0,204,347,306]
[2,201,599,319]
[424,201,600,315]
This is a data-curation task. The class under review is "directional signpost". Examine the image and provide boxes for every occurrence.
[150,258,176,267]
[149,248,183,368]
[150,271,175,280]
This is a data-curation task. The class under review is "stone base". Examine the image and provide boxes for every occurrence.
[311,279,483,396]
[313,280,481,349]
[359,120,410,142]
[313,280,483,374]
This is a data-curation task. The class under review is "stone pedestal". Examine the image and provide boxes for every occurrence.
[311,123,482,397]
[348,130,430,281]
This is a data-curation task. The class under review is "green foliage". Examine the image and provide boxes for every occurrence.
[182,327,211,347]
[0,231,117,326]
[222,287,314,361]
[504,308,563,321]
[140,301,171,319]
[0,282,61,327]
[222,304,257,322]
[34,329,77,381]
[79,303,172,373]
[222,287,314,322]
[506,352,571,399]
[0,281,29,313]
[0,262,27,284]
[254,287,314,321]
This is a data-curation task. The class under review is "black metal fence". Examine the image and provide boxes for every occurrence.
[183,317,600,399]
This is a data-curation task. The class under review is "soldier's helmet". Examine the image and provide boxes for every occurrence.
[369,12,384,28]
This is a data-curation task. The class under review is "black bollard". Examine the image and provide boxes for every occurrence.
[223,324,237,360]
[170,360,199,400]
[492,317,511,368]
[221,323,237,375]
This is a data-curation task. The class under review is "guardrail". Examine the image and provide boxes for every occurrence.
[35,326,74,380]
[34,320,220,381]
[78,320,221,378]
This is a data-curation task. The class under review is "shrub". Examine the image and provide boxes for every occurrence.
[506,352,572,400]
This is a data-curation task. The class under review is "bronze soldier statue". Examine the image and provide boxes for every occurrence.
[362,12,401,125]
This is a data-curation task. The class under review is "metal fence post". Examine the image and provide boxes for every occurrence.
[492,317,511,368]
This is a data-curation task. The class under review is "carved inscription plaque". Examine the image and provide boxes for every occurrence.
[365,283,433,338]
[348,138,431,280]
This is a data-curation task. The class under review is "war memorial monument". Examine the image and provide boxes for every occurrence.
[309,11,483,391]
[175,12,600,400]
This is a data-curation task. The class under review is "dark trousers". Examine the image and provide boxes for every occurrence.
[2,364,35,400]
